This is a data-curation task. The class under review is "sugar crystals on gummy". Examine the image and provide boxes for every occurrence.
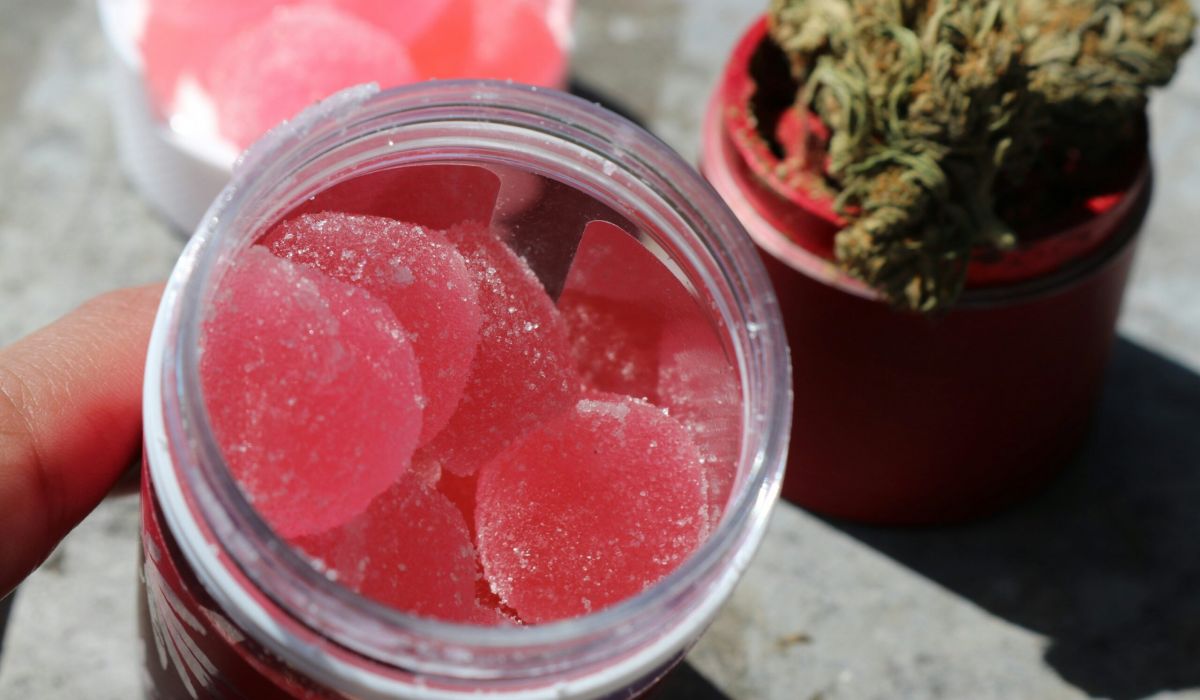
[262,212,482,445]
[413,222,579,478]
[476,395,707,624]
[200,246,424,538]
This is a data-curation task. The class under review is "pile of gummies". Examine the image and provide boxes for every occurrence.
[200,166,741,624]
[140,0,570,149]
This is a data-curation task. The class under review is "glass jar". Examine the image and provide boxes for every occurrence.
[139,80,791,699]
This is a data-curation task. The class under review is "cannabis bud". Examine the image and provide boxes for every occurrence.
[766,0,1195,311]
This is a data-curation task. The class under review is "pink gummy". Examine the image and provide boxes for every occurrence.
[555,220,702,402]
[434,470,523,623]
[407,0,566,86]
[557,291,660,401]
[207,5,419,149]
[293,473,498,624]
[404,0,472,79]
[262,212,482,445]
[489,164,546,223]
[322,0,450,42]
[200,246,423,538]
[657,320,742,534]
[468,2,568,86]
[476,395,707,623]
[287,164,501,232]
[414,223,579,477]
[561,220,742,530]
[139,0,276,116]
[436,470,480,538]
[560,221,697,315]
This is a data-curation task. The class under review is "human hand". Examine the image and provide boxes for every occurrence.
[0,284,163,598]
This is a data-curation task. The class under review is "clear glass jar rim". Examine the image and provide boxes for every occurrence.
[146,80,792,694]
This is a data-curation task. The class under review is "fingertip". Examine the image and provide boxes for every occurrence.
[0,283,164,595]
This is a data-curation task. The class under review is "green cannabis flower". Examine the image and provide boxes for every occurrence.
[767,0,1195,310]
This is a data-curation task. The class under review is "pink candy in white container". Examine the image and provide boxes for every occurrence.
[97,0,573,232]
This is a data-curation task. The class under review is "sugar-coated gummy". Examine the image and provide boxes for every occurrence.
[657,319,742,535]
[262,212,482,445]
[413,222,579,477]
[141,0,567,130]
[401,0,566,85]
[489,164,546,223]
[287,164,501,232]
[466,1,567,87]
[140,0,275,115]
[293,472,499,624]
[476,395,707,624]
[206,5,419,149]
[200,246,423,538]
[560,220,742,531]
[559,220,696,316]
[327,0,450,42]
[436,470,481,539]
[404,0,474,79]
[557,290,661,401]
[556,220,691,401]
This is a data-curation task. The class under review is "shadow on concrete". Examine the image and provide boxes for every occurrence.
[833,338,1200,700]
[653,661,732,700]
[568,78,645,129]
[0,590,13,670]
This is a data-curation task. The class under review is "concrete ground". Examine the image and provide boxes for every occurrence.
[1,1,1199,698]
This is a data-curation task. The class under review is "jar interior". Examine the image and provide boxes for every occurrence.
[193,155,746,628]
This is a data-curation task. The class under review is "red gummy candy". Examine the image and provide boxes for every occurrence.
[560,220,743,531]
[207,5,419,149]
[560,221,696,314]
[489,164,545,223]
[414,223,579,477]
[468,1,568,87]
[324,0,449,42]
[293,473,497,624]
[557,291,661,401]
[436,470,480,538]
[262,212,482,444]
[406,0,566,86]
[406,0,474,79]
[657,320,742,534]
[288,164,501,232]
[200,246,423,538]
[556,220,703,402]
[476,395,707,623]
[140,0,275,116]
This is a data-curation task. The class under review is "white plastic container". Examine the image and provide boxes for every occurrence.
[98,0,237,233]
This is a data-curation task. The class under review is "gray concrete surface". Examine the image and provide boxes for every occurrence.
[1,1,1198,698]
